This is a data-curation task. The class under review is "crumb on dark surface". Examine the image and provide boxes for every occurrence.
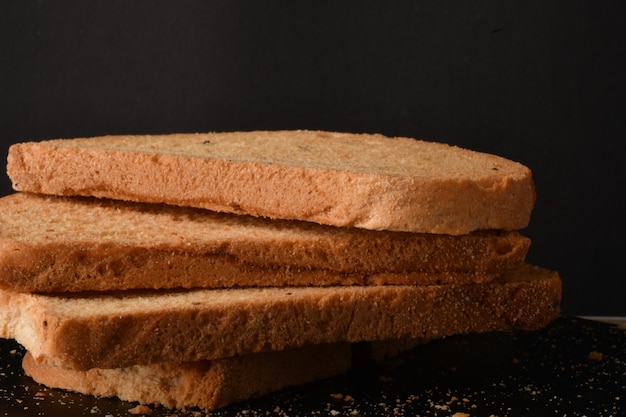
[128,404,152,415]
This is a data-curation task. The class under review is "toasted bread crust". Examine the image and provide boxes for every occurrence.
[0,193,530,292]
[0,265,561,370]
[23,343,352,411]
[7,131,535,234]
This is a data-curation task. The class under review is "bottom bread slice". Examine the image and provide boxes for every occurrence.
[22,342,352,411]
[0,264,561,371]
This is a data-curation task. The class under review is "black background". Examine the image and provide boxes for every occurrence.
[1,1,624,316]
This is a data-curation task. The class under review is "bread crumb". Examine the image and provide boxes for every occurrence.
[588,351,603,360]
[128,404,152,415]
[452,413,471,417]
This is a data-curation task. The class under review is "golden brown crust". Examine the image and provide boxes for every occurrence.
[1,265,561,370]
[23,343,352,411]
[7,131,535,234]
[0,193,530,292]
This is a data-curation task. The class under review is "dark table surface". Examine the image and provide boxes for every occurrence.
[1,315,625,417]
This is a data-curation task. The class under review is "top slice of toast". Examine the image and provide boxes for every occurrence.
[7,130,535,234]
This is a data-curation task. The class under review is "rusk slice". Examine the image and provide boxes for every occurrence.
[0,265,561,370]
[7,130,535,234]
[0,193,530,292]
[23,343,351,411]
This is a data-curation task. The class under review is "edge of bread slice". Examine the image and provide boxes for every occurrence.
[0,264,561,370]
[23,343,352,411]
[7,131,535,234]
[0,193,531,292]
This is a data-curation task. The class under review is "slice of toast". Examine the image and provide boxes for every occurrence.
[0,193,530,292]
[22,343,352,411]
[7,131,535,234]
[0,265,561,371]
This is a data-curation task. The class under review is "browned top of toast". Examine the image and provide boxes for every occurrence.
[7,131,535,234]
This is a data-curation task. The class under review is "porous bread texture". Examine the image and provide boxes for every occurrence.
[7,130,535,234]
[0,265,561,371]
[23,343,352,411]
[0,193,530,292]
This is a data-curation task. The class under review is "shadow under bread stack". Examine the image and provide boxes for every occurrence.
[0,130,561,411]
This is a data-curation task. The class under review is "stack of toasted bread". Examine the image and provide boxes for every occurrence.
[0,130,561,411]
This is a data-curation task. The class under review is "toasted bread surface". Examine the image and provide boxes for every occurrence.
[0,193,530,292]
[7,131,535,234]
[23,343,351,411]
[0,265,561,370]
